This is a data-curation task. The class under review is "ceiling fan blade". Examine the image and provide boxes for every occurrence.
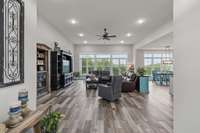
[97,28,117,40]
[104,33,109,36]
[107,35,117,38]
[105,38,110,40]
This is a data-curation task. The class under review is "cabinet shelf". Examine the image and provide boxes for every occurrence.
[37,57,45,59]
[37,71,47,73]
[37,44,51,99]
[37,87,47,91]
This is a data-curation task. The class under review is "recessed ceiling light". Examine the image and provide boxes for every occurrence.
[136,18,146,24]
[120,40,124,44]
[83,40,88,44]
[126,33,132,37]
[78,33,84,37]
[69,19,78,24]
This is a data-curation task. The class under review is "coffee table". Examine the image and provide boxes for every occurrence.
[86,78,99,89]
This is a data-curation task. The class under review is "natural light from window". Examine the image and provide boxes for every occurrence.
[144,51,173,75]
[80,53,128,75]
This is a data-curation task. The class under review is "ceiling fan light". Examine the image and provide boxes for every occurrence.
[136,18,146,25]
[83,40,88,44]
[120,40,125,44]
[78,33,84,37]
[126,33,132,37]
[69,19,78,24]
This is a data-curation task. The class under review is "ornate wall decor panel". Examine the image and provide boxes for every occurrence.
[0,0,24,87]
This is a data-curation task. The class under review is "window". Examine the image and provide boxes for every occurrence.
[144,51,173,75]
[96,54,111,58]
[144,58,152,66]
[153,54,162,58]
[144,54,152,58]
[120,59,127,65]
[153,58,161,64]
[112,59,119,65]
[80,53,128,75]
[112,54,128,58]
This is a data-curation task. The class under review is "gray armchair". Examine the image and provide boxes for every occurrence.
[98,76,122,101]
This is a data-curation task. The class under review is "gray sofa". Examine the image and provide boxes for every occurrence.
[88,70,111,84]
[98,76,122,101]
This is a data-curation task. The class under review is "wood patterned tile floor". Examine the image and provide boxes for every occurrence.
[53,80,173,133]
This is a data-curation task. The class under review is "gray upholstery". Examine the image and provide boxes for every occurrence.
[88,70,111,84]
[98,76,122,101]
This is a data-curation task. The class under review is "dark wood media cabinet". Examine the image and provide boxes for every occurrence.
[51,50,73,90]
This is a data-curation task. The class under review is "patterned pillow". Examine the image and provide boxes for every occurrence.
[130,74,137,81]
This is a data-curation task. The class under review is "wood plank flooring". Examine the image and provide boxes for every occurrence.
[51,80,173,133]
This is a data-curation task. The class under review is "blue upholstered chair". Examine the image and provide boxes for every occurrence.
[98,76,122,101]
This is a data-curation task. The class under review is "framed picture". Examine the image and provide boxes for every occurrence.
[0,0,24,87]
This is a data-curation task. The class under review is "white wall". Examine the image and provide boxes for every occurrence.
[37,16,74,53]
[74,44,133,71]
[134,22,173,69]
[132,45,136,65]
[0,1,75,122]
[174,0,200,132]
[135,49,144,68]
[142,32,173,49]
[0,0,37,122]
[135,21,173,49]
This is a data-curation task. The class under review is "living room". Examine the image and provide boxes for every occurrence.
[0,0,200,133]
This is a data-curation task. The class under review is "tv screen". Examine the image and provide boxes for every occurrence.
[63,60,70,73]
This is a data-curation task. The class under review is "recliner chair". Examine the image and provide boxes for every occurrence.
[98,76,122,101]
[122,76,138,92]
[99,71,111,84]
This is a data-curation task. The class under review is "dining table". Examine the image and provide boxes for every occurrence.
[153,71,173,86]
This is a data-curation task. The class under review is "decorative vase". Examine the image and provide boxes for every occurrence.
[18,90,31,117]
[6,102,23,128]
[0,123,7,133]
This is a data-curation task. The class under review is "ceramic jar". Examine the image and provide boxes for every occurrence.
[6,102,23,128]
[18,90,30,117]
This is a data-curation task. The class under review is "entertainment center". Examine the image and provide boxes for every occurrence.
[51,50,73,90]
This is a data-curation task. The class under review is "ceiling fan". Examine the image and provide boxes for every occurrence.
[97,28,117,40]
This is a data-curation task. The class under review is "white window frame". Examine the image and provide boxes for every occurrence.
[79,53,128,74]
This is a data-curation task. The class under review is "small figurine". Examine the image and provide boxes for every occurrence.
[54,42,60,52]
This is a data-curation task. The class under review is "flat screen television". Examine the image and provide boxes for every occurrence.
[63,60,70,73]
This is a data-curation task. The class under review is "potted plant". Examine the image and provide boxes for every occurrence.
[40,112,61,133]
[137,67,146,76]
[113,67,120,76]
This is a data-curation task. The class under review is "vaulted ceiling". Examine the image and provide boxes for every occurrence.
[38,0,173,45]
